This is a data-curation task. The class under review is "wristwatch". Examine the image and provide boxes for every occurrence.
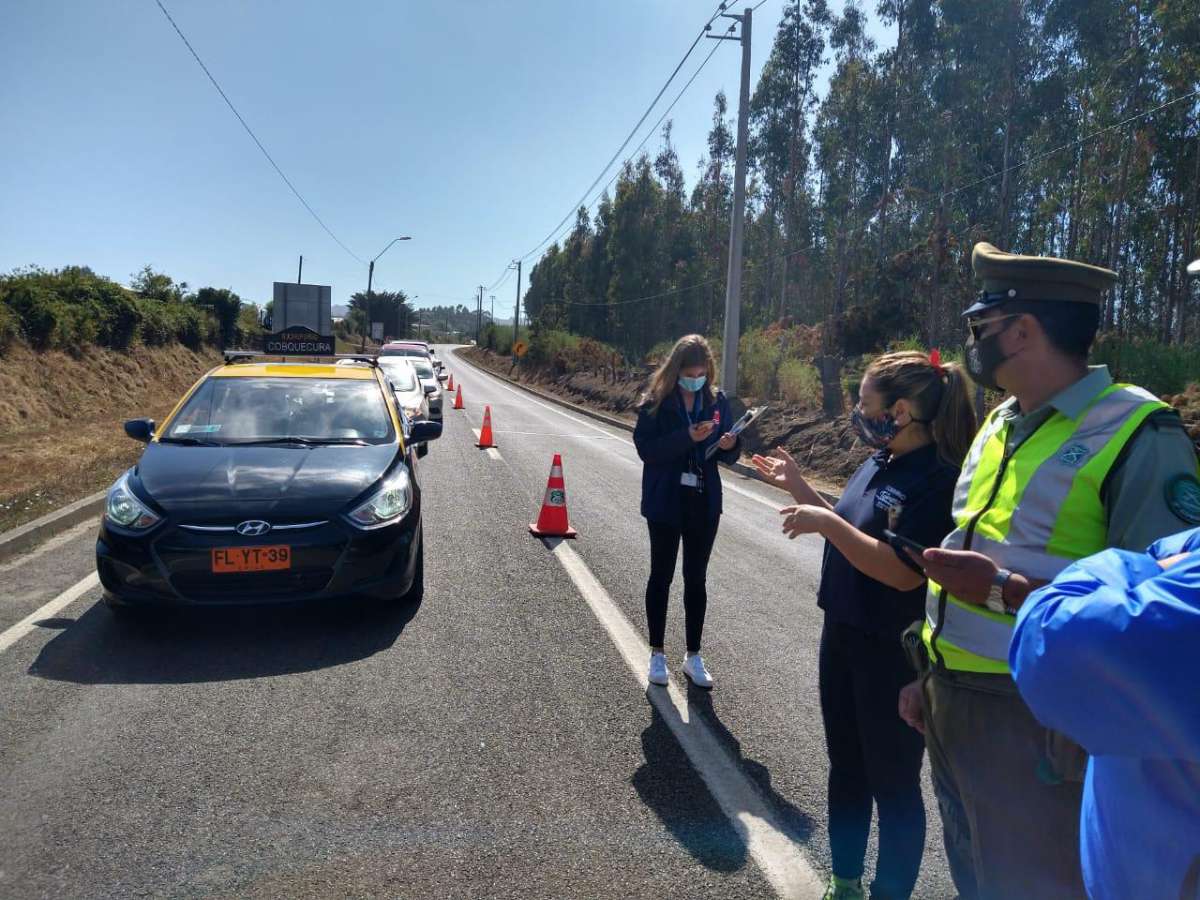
[985,568,1013,615]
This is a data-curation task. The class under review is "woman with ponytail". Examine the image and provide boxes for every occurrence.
[753,350,976,900]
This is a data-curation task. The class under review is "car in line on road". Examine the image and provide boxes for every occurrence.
[373,356,435,424]
[406,357,443,420]
[96,354,441,617]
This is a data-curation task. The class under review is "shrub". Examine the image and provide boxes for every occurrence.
[1093,336,1200,397]
[778,357,822,407]
[0,301,18,353]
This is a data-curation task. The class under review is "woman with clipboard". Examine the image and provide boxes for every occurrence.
[633,334,740,689]
[753,351,975,900]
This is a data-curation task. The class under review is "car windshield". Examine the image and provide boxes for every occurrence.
[376,360,418,390]
[410,359,435,380]
[378,347,427,359]
[165,377,394,445]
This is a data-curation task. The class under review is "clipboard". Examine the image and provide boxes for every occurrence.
[705,405,767,460]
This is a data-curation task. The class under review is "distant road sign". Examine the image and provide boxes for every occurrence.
[371,321,384,341]
[513,340,528,357]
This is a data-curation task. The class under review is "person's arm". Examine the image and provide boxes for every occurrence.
[633,406,694,464]
[807,509,925,590]
[1011,543,1200,759]
[714,394,741,463]
[1104,411,1200,551]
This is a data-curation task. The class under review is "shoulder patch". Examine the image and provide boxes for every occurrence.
[1165,473,1200,525]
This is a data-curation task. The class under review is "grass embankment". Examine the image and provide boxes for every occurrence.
[0,343,221,533]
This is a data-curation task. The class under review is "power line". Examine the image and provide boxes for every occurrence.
[942,87,1200,201]
[514,0,744,264]
[152,0,366,265]
[532,21,735,257]
[541,85,1200,310]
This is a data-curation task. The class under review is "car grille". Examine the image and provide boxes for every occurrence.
[171,568,334,601]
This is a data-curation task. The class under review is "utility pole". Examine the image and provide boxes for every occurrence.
[708,6,752,397]
[490,295,495,328]
[477,285,485,344]
[361,259,375,352]
[511,259,522,352]
[297,255,303,283]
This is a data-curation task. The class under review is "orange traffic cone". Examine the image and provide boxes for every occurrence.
[453,385,464,409]
[447,373,455,391]
[529,453,577,538]
[476,405,496,448]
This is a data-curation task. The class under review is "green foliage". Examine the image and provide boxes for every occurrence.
[1093,337,1200,397]
[512,0,1198,395]
[778,357,822,406]
[0,302,18,353]
[0,265,221,354]
[194,287,243,348]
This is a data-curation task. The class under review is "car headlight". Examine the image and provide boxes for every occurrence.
[105,472,161,530]
[347,469,413,528]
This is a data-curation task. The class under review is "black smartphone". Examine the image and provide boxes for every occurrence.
[884,529,928,558]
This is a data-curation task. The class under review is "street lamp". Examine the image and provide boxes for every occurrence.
[362,236,412,350]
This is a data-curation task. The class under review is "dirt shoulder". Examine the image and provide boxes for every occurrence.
[0,342,222,533]
[459,347,867,497]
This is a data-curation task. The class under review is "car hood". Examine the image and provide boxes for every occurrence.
[133,442,399,518]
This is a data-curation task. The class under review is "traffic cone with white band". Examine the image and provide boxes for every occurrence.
[454,385,464,409]
[529,453,577,538]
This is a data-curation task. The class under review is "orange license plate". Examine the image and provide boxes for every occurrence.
[211,545,292,573]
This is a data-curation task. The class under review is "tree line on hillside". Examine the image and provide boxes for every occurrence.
[522,0,1200,367]
[0,265,264,355]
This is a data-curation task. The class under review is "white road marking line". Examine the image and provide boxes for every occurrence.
[454,353,784,512]
[548,539,824,900]
[0,572,99,655]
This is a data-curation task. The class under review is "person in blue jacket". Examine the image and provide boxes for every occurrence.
[1010,525,1200,900]
[633,334,739,690]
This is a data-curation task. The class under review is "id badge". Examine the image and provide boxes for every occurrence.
[680,472,700,489]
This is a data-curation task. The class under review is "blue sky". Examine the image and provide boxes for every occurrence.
[2,1,891,321]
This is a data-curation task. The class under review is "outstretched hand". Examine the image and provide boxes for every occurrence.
[752,447,805,494]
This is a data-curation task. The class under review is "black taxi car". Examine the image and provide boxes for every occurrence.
[96,354,440,616]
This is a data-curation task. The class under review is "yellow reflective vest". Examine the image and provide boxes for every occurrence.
[923,382,1168,674]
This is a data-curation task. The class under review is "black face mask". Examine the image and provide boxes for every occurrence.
[965,320,1017,391]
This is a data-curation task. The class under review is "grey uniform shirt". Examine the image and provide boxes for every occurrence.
[992,366,1199,551]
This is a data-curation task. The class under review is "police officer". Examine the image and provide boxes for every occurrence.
[896,243,1200,899]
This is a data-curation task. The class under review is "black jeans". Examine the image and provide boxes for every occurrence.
[645,494,719,654]
[819,618,926,900]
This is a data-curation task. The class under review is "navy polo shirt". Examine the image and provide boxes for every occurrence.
[816,442,960,636]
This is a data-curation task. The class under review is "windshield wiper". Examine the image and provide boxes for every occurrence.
[159,436,220,446]
[228,437,369,447]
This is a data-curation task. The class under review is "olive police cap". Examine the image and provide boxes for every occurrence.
[963,242,1118,317]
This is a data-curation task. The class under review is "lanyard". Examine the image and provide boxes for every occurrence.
[679,388,706,470]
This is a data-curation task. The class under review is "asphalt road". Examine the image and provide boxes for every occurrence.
[0,346,955,899]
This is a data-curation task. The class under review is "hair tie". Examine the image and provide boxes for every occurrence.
[929,348,945,377]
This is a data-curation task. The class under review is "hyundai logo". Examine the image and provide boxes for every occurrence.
[235,520,272,537]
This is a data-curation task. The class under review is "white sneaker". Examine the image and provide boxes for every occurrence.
[682,653,713,689]
[647,652,669,686]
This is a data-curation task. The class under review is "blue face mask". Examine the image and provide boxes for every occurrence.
[678,374,707,393]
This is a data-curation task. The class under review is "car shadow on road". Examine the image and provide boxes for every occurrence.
[27,597,421,685]
[630,685,816,874]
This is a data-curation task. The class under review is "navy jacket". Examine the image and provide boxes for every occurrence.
[633,388,740,526]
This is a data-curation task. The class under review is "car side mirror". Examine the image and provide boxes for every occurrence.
[423,383,437,394]
[124,418,155,443]
[409,420,442,444]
